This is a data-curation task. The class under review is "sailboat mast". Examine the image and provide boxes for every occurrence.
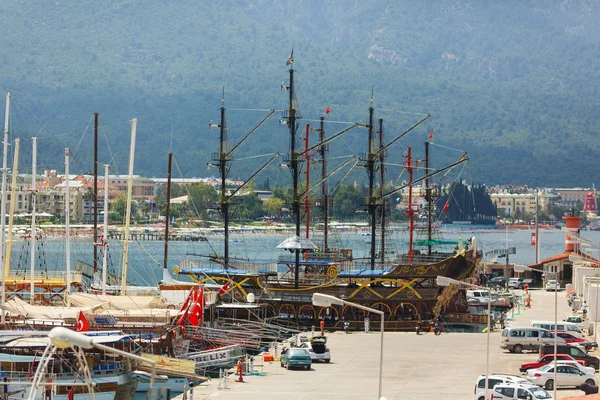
[319,116,328,250]
[288,67,301,288]
[218,101,230,270]
[65,148,71,305]
[30,137,37,303]
[367,104,376,270]
[378,118,385,267]
[426,141,432,256]
[102,163,109,295]
[406,147,414,264]
[163,152,172,271]
[1,93,10,324]
[93,112,99,272]
[121,118,137,295]
[3,139,18,318]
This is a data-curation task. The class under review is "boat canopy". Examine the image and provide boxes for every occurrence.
[276,236,318,250]
[179,267,273,277]
[338,269,392,278]
[412,239,458,246]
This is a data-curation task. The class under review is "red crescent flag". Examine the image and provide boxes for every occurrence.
[76,311,90,332]
[325,106,331,115]
[428,129,434,139]
[442,200,449,214]
[218,281,232,295]
[531,232,536,246]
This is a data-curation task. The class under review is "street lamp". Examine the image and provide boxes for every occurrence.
[436,276,492,400]
[30,327,164,400]
[514,264,558,398]
[312,293,385,400]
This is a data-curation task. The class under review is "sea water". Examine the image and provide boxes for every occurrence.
[9,227,600,286]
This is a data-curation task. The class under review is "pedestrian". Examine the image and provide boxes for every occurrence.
[500,313,506,329]
[319,318,325,336]
[364,317,370,333]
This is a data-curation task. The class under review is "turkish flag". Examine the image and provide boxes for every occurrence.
[218,281,232,295]
[325,106,331,115]
[428,129,434,139]
[76,311,90,332]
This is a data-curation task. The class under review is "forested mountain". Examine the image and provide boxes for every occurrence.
[1,1,600,187]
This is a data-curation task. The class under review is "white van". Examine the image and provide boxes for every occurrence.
[531,320,584,338]
[467,290,490,303]
[501,327,566,353]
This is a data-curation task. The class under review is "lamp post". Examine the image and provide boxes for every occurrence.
[436,276,492,399]
[312,293,385,400]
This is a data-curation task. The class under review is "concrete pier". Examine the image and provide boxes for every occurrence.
[182,289,593,399]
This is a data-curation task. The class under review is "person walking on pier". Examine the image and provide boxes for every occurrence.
[320,318,325,336]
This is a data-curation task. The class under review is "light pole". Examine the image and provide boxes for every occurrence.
[436,276,491,399]
[312,293,385,400]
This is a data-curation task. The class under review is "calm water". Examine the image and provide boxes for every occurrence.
[9,226,600,286]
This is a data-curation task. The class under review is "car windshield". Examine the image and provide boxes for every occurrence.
[289,348,309,356]
[548,280,557,284]
[538,364,553,372]
[531,387,553,399]
[567,317,581,323]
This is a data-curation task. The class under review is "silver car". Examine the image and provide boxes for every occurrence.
[299,336,331,363]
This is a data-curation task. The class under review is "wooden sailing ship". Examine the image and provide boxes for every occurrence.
[175,57,484,331]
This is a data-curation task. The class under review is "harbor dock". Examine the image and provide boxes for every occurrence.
[185,289,591,399]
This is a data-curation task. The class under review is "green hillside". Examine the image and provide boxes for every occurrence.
[1,1,600,187]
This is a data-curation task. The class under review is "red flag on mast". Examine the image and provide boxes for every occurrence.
[218,280,232,295]
[325,106,331,115]
[442,200,450,214]
[428,129,434,139]
[76,311,90,332]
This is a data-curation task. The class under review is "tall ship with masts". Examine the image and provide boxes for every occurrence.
[173,55,483,331]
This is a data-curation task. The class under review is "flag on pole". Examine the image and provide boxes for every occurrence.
[442,200,450,214]
[76,311,90,332]
[428,129,434,139]
[218,280,232,295]
[325,106,331,115]
[286,50,294,66]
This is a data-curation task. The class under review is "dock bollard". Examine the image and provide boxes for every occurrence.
[223,368,229,389]
[182,385,188,400]
[218,369,223,390]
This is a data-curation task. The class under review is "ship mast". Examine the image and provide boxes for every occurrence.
[163,152,173,271]
[426,141,432,256]
[378,118,385,266]
[285,63,302,287]
[93,112,99,272]
[1,93,10,325]
[217,97,230,269]
[366,99,377,271]
[302,124,311,240]
[405,147,415,265]
[30,137,37,303]
[318,116,328,250]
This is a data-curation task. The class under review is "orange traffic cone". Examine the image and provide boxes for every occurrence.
[429,326,434,333]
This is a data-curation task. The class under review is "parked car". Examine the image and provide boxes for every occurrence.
[280,348,312,370]
[518,279,535,289]
[489,383,553,399]
[488,277,507,288]
[298,336,330,363]
[545,280,560,291]
[541,343,600,370]
[508,278,522,289]
[501,327,566,353]
[474,374,531,400]
[520,354,585,372]
[553,331,595,351]
[564,315,585,331]
[526,363,597,390]
[531,321,584,338]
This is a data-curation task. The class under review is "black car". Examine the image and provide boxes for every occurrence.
[541,343,600,370]
[518,279,534,289]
